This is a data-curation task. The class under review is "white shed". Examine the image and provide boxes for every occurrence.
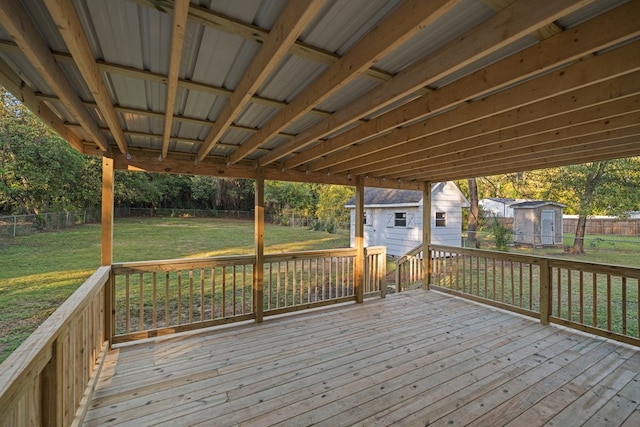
[345,182,469,257]
[479,197,528,218]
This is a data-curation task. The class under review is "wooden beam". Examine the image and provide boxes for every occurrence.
[403,126,640,182]
[161,0,190,158]
[285,0,640,169]
[320,42,640,175]
[349,87,640,179]
[419,137,640,182]
[0,58,84,152]
[197,0,326,161]
[253,0,461,166]
[101,157,115,266]
[254,167,265,323]
[386,112,640,180]
[0,0,109,151]
[44,0,127,154]
[265,0,594,169]
[354,175,365,304]
[110,149,422,190]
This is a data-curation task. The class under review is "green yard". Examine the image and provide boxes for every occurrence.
[0,217,349,364]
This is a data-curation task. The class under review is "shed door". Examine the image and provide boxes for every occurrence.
[541,210,554,245]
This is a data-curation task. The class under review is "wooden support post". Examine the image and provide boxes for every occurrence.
[254,168,265,323]
[539,259,551,325]
[101,157,114,266]
[422,181,432,290]
[355,176,365,303]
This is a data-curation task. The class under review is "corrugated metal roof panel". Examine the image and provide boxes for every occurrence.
[258,54,327,102]
[374,0,494,74]
[300,0,403,54]
[558,0,629,29]
[431,35,539,89]
[281,113,325,135]
[234,103,280,129]
[315,76,379,112]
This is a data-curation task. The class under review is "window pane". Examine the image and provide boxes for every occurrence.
[394,212,406,227]
[436,212,446,227]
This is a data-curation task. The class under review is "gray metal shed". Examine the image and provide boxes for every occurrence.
[511,201,565,247]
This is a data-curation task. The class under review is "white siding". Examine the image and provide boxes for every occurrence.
[349,183,466,257]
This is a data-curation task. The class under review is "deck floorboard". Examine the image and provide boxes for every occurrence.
[84,290,639,426]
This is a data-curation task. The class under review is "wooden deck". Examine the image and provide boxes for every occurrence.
[84,290,640,426]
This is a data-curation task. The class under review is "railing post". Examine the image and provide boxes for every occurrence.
[254,168,265,322]
[105,270,114,348]
[354,176,365,303]
[539,259,551,325]
[379,248,386,298]
[395,260,401,293]
[422,181,432,290]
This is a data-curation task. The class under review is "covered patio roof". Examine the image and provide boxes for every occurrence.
[0,0,638,190]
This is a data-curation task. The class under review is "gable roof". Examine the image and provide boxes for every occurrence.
[345,182,469,208]
[510,201,566,209]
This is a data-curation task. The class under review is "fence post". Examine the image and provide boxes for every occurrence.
[539,259,551,325]
[13,215,17,237]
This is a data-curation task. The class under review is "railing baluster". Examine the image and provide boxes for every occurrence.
[139,273,144,331]
[622,277,627,335]
[165,272,170,326]
[152,272,157,329]
[125,274,130,334]
[567,268,572,322]
[579,271,584,325]
[221,267,226,318]
[189,269,194,323]
[607,274,612,331]
[177,271,182,324]
[592,272,598,328]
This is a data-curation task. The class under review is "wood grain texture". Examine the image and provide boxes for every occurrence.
[84,289,639,426]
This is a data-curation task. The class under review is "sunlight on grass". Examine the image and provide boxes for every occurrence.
[0,217,350,363]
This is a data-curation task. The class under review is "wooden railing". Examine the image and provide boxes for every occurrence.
[419,245,640,347]
[110,255,256,343]
[110,247,387,342]
[395,243,424,292]
[0,267,111,426]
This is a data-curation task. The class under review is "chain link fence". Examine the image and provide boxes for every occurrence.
[0,207,349,238]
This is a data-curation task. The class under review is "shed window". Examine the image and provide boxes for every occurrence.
[364,211,373,226]
[394,212,407,227]
[435,212,446,227]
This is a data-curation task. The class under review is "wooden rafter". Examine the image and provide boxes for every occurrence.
[130,0,394,83]
[0,0,109,152]
[230,0,461,165]
[256,0,595,167]
[394,122,640,181]
[196,0,327,161]
[285,0,640,169]
[161,0,189,159]
[418,135,640,181]
[313,40,640,175]
[43,0,127,154]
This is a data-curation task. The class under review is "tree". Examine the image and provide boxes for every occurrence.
[0,91,97,214]
[466,178,480,248]
[545,159,640,254]
[316,185,354,231]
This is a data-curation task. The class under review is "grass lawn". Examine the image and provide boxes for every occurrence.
[0,217,349,364]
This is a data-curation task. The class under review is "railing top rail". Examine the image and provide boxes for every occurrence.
[429,244,640,276]
[264,247,357,262]
[396,243,424,265]
[0,266,111,408]
[112,254,256,272]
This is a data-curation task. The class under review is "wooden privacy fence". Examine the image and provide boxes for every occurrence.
[0,267,111,427]
[563,217,640,236]
[110,247,387,343]
[423,245,640,347]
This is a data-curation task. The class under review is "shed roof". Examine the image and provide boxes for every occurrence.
[510,201,567,209]
[345,182,469,207]
[0,0,638,189]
